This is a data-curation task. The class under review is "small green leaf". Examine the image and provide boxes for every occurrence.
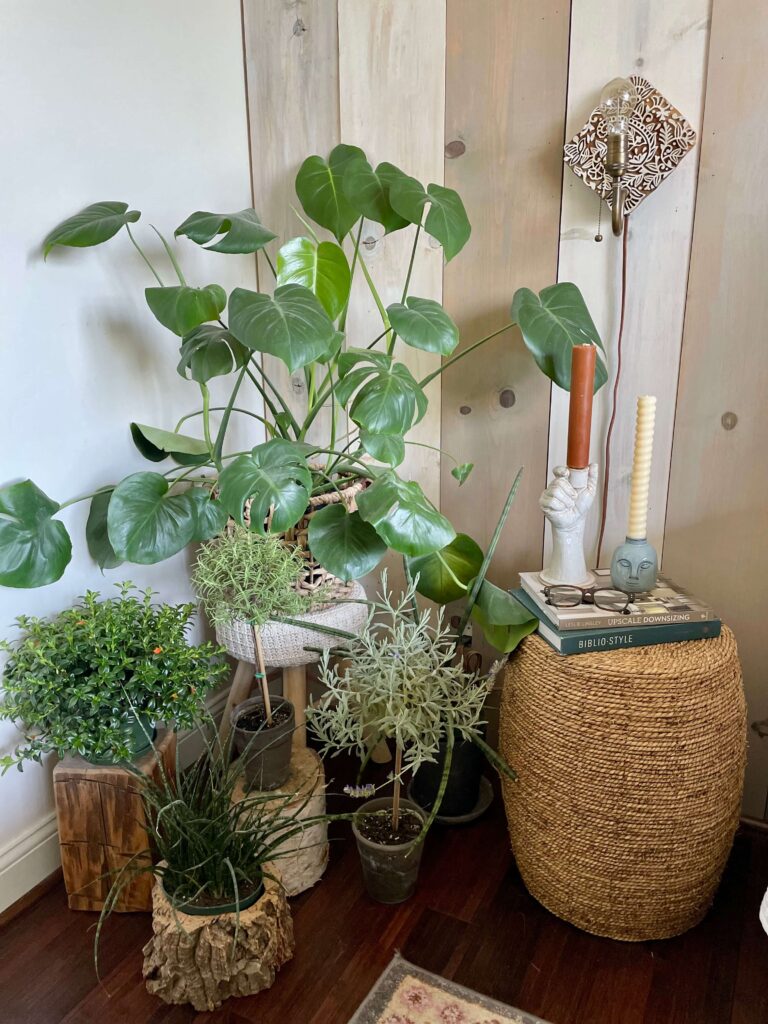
[407,533,483,604]
[187,489,228,542]
[107,473,198,564]
[295,144,366,242]
[359,430,405,468]
[388,170,430,224]
[43,201,140,258]
[0,481,72,587]
[470,579,538,653]
[177,324,249,384]
[387,296,459,355]
[174,209,276,253]
[145,284,226,337]
[511,283,607,392]
[388,173,471,261]
[276,237,351,320]
[228,284,337,373]
[342,158,409,234]
[130,423,210,466]
[85,490,122,570]
[308,504,387,581]
[357,470,455,557]
[217,438,311,534]
[451,463,473,485]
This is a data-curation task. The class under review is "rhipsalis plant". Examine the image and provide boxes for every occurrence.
[0,145,604,651]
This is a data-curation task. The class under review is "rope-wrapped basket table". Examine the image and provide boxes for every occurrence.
[499,627,746,941]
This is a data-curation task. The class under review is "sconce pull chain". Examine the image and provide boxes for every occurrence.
[595,193,603,243]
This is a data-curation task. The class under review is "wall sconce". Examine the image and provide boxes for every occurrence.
[563,76,697,239]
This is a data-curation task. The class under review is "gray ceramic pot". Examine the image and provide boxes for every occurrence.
[352,797,426,904]
[231,696,294,791]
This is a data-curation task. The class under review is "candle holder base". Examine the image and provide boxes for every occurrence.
[539,464,598,589]
[610,537,658,593]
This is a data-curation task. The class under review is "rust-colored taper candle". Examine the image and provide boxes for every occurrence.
[566,344,597,469]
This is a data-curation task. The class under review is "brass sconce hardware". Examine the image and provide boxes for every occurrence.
[598,78,639,237]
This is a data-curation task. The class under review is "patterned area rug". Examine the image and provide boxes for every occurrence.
[349,954,552,1024]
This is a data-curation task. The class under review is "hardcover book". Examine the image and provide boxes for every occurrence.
[518,569,717,632]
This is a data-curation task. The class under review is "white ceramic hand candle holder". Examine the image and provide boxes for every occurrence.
[539,464,598,587]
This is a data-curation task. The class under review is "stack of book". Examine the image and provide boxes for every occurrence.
[513,569,720,655]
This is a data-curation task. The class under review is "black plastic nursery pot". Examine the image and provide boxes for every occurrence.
[161,875,265,916]
[352,797,426,904]
[231,695,294,791]
[84,711,156,765]
[410,731,485,818]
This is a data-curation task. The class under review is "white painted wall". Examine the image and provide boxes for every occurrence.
[0,0,257,911]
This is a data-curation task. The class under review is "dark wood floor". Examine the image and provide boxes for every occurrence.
[1,763,767,1024]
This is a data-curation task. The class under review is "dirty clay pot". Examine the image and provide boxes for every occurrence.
[231,696,294,791]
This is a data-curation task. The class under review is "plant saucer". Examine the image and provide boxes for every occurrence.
[407,775,494,826]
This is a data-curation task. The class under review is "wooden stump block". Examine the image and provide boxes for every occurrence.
[53,730,176,912]
[233,746,328,897]
[142,874,294,1012]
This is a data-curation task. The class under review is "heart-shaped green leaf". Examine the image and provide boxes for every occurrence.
[511,283,607,391]
[336,350,426,436]
[357,470,455,557]
[470,579,538,653]
[130,424,210,467]
[177,324,249,384]
[451,462,473,485]
[387,296,459,355]
[0,480,72,587]
[295,144,366,242]
[389,173,471,261]
[228,284,337,374]
[217,438,312,534]
[174,209,276,253]
[308,504,386,581]
[43,201,140,258]
[406,532,483,604]
[145,284,227,337]
[388,170,430,224]
[359,429,405,468]
[342,158,409,234]
[276,237,351,320]
[186,488,228,542]
[86,490,122,570]
[107,473,199,564]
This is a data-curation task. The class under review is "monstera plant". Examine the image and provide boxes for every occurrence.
[0,144,603,648]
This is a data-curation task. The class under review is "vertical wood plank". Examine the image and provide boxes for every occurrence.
[337,0,446,512]
[241,0,340,435]
[550,0,711,568]
[664,0,768,818]
[441,0,570,585]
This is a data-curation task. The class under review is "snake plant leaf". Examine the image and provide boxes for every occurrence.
[387,296,459,355]
[511,282,607,392]
[145,284,227,337]
[107,472,199,564]
[359,429,405,468]
[276,237,351,320]
[470,579,538,653]
[85,490,122,571]
[336,350,426,437]
[295,144,366,242]
[174,209,276,253]
[451,462,474,485]
[130,424,210,468]
[406,532,484,604]
[388,173,471,261]
[228,284,337,373]
[186,489,228,542]
[42,201,140,258]
[217,438,312,534]
[177,324,249,384]
[342,157,409,234]
[308,504,387,581]
[0,480,72,587]
[357,470,455,557]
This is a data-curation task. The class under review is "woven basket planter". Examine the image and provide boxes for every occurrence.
[499,626,746,941]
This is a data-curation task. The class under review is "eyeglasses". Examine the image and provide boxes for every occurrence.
[542,585,636,613]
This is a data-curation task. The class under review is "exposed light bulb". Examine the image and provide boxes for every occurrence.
[599,77,639,134]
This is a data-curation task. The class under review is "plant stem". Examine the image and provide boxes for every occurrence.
[388,223,421,355]
[367,327,393,350]
[150,225,187,286]
[58,484,116,510]
[214,364,248,460]
[200,384,216,466]
[289,204,320,244]
[126,224,164,286]
[339,219,364,333]
[420,322,515,388]
[252,626,273,725]
[358,246,390,332]
[175,405,271,433]
[262,250,277,278]
[403,439,459,466]
[246,363,301,438]
[391,743,403,831]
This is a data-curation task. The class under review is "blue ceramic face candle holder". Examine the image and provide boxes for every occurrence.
[610,395,658,593]
[610,536,658,593]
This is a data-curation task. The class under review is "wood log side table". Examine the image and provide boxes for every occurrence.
[53,729,176,912]
[499,627,746,941]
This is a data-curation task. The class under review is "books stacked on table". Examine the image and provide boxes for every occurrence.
[513,569,720,656]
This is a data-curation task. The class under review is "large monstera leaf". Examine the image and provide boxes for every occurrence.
[406,533,484,604]
[307,504,387,581]
[388,173,471,261]
[107,473,200,564]
[511,283,607,392]
[217,439,312,534]
[0,480,72,587]
[145,284,226,337]
[177,324,249,384]
[174,209,275,253]
[342,157,409,234]
[470,579,538,653]
[130,423,211,467]
[336,349,426,437]
[43,201,140,257]
[276,237,351,320]
[228,284,337,373]
[295,144,366,242]
[356,471,455,557]
[387,296,459,355]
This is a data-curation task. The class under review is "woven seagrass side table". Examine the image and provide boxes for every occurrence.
[499,626,746,941]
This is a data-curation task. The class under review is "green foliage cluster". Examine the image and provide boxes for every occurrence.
[0,584,226,770]
[191,526,318,628]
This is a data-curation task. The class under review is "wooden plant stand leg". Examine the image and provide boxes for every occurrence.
[218,659,255,744]
[282,664,307,748]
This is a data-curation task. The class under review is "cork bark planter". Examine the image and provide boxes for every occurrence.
[352,797,426,904]
[231,696,294,791]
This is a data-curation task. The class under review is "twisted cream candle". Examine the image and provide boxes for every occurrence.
[627,395,656,539]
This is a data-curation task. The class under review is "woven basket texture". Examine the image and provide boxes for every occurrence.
[499,626,746,941]
[216,580,368,667]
